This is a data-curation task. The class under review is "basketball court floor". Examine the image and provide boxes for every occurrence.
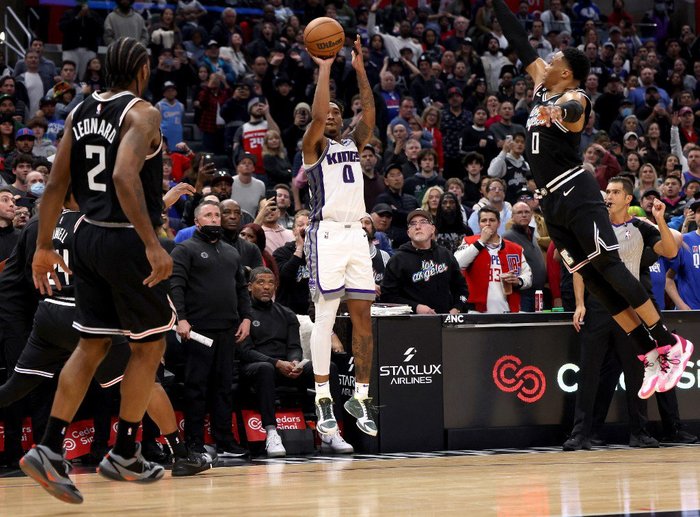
[1,445,699,515]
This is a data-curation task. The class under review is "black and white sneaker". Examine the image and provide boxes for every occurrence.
[20,445,83,504]
[97,443,165,482]
[315,397,338,436]
[172,449,217,477]
[344,396,378,437]
[216,441,249,458]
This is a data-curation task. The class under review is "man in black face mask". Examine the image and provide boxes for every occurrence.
[170,199,253,458]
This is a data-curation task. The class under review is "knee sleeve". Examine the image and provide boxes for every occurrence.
[585,255,649,313]
[310,297,341,377]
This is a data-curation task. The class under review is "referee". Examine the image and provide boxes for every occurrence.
[565,177,682,450]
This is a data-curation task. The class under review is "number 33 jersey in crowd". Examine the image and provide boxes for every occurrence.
[69,91,163,227]
[303,138,366,223]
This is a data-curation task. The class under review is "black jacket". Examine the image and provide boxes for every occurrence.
[170,231,252,330]
[381,241,469,313]
[0,224,21,264]
[272,241,310,315]
[239,299,303,365]
[222,230,263,271]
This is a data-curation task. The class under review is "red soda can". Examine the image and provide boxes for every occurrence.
[535,290,544,312]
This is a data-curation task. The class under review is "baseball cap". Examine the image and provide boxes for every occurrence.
[237,152,257,165]
[448,87,463,98]
[418,53,432,64]
[623,131,638,141]
[608,73,621,82]
[680,106,693,115]
[211,170,233,185]
[0,93,15,104]
[641,189,661,199]
[247,96,265,112]
[389,57,402,66]
[406,209,433,225]
[462,37,473,45]
[207,40,219,47]
[16,128,35,140]
[371,203,393,216]
[162,81,177,92]
[274,76,292,87]
[39,97,57,106]
[0,113,13,125]
[609,26,622,34]
[603,41,616,49]
[516,187,534,200]
[363,143,376,155]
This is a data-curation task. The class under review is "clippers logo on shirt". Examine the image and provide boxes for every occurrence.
[506,254,521,274]
[526,104,550,131]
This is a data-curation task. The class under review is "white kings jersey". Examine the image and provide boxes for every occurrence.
[303,138,366,223]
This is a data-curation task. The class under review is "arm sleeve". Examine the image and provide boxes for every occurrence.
[169,245,191,320]
[449,255,470,312]
[454,241,483,268]
[380,256,418,311]
[235,264,253,321]
[492,0,539,69]
[487,151,508,178]
[239,337,278,365]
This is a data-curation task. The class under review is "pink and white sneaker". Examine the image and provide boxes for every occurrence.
[656,335,694,393]
[638,348,660,399]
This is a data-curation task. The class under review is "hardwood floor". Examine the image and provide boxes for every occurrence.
[2,446,699,516]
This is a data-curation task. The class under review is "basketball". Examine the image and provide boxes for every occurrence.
[304,17,345,59]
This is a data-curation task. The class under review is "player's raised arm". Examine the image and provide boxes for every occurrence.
[350,35,375,150]
[302,54,333,162]
[33,114,73,295]
[492,0,546,86]
[113,103,172,287]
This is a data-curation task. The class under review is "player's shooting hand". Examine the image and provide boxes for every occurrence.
[177,319,192,340]
[235,318,251,343]
[308,53,334,69]
[351,35,364,71]
[651,198,666,220]
[32,247,72,296]
[143,244,173,287]
[573,305,586,332]
[163,182,196,208]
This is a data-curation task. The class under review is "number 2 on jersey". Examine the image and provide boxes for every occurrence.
[342,164,355,183]
[86,145,107,192]
[531,132,540,155]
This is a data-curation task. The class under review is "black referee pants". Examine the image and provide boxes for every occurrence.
[570,300,648,438]
[241,360,342,429]
[183,327,236,448]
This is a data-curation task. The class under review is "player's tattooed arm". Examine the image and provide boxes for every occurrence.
[350,35,375,149]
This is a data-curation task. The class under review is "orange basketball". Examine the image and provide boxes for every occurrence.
[304,17,345,59]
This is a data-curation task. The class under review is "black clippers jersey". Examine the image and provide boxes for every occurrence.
[70,91,164,226]
[525,84,591,187]
[49,209,83,299]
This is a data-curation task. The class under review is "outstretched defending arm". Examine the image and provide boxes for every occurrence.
[492,0,545,84]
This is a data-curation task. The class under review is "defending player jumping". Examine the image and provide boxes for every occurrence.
[302,36,378,437]
[492,0,693,399]
[21,38,177,503]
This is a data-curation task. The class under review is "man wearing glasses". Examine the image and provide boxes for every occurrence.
[467,178,513,235]
[381,209,469,315]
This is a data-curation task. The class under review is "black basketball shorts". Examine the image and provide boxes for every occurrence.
[540,167,620,273]
[15,300,131,387]
[72,222,175,341]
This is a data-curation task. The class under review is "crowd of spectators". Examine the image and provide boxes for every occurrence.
[1,0,698,315]
[2,0,700,458]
